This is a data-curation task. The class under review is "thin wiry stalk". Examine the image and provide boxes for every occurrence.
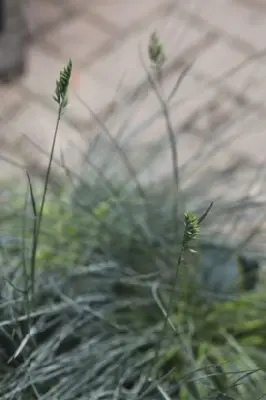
[28,104,63,298]
[139,49,180,228]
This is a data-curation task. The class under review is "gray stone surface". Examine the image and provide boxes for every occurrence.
[0,0,265,188]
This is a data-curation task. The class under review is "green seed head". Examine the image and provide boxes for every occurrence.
[183,211,200,247]
[53,58,73,108]
[148,32,166,67]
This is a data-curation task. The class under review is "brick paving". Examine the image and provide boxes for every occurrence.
[0,0,266,192]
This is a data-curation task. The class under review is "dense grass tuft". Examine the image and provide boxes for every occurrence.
[0,36,266,399]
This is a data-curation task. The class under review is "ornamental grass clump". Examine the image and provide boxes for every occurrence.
[0,32,265,400]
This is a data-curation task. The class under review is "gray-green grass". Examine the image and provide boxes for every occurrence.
[0,33,265,399]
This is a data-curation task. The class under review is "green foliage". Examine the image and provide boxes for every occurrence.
[156,288,266,399]
[1,174,265,399]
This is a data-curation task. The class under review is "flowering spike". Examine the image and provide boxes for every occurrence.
[148,31,166,67]
[53,58,72,108]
